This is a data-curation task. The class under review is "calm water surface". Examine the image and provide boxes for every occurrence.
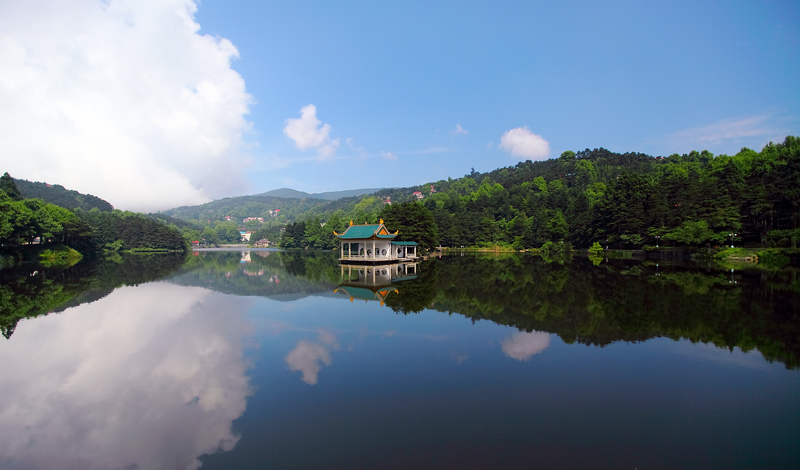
[0,251,798,469]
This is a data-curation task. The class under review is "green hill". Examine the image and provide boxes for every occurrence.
[14,178,113,212]
[259,187,384,200]
[160,137,800,251]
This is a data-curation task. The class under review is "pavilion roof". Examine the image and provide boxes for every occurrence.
[335,222,397,240]
[334,286,398,303]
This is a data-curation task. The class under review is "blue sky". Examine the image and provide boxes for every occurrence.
[1,0,797,210]
[196,0,799,194]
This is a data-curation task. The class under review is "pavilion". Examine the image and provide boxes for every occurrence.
[334,220,418,264]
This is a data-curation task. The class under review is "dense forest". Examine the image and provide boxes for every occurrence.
[163,136,799,251]
[248,136,800,249]
[0,173,188,261]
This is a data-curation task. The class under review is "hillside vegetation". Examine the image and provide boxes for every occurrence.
[14,178,114,212]
[162,137,799,250]
[1,173,188,263]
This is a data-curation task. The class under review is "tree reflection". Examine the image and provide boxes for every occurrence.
[377,254,800,368]
[0,252,187,338]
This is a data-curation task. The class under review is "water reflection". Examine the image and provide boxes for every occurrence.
[2,251,799,469]
[501,331,551,361]
[0,282,252,470]
[334,262,418,305]
[285,329,341,385]
[171,251,800,369]
[0,252,187,339]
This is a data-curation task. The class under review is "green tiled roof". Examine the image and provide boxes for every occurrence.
[336,224,398,240]
[391,241,418,246]
[335,286,378,301]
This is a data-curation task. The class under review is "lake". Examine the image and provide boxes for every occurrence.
[0,250,798,469]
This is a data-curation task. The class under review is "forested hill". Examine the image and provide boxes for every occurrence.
[14,178,114,212]
[162,137,799,251]
[163,194,328,221]
[390,137,799,249]
[1,173,188,258]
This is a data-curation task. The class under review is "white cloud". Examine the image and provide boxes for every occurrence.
[0,283,252,470]
[499,126,550,160]
[501,331,551,361]
[664,113,793,153]
[451,123,468,136]
[381,151,398,160]
[0,0,254,212]
[283,104,340,160]
[285,339,333,385]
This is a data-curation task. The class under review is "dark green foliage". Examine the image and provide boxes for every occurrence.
[0,173,22,201]
[78,209,188,252]
[14,178,113,211]
[380,202,439,250]
[0,180,189,257]
[280,220,307,248]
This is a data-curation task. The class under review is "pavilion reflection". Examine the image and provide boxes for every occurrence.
[334,263,418,305]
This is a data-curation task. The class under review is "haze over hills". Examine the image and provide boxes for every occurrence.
[258,188,385,200]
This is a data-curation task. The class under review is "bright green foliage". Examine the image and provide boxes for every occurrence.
[304,217,330,249]
[214,221,241,244]
[662,220,718,246]
[39,246,83,267]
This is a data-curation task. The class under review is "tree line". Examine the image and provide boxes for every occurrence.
[261,136,799,250]
[1,173,188,258]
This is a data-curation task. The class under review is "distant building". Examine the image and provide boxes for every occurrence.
[253,238,272,248]
[412,191,423,200]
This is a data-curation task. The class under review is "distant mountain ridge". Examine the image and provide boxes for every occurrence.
[258,187,385,200]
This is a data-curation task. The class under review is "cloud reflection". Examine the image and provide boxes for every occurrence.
[501,331,551,361]
[285,340,332,385]
[0,283,252,470]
